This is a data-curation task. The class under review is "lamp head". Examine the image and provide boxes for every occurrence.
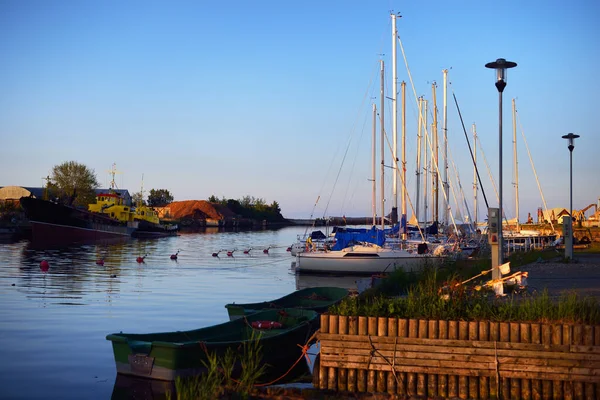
[562,133,580,152]
[485,58,517,92]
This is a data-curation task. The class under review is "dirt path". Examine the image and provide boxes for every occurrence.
[519,253,600,299]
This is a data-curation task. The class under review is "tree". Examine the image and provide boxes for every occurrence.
[147,189,174,207]
[51,161,99,207]
[132,191,146,206]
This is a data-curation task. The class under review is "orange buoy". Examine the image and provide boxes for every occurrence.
[136,255,146,263]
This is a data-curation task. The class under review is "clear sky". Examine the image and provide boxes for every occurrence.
[1,0,598,220]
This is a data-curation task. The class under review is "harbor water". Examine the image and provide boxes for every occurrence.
[0,226,358,399]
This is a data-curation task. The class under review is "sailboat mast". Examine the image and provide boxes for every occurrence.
[473,123,478,225]
[513,98,519,231]
[432,83,439,224]
[372,104,377,226]
[391,13,398,224]
[401,81,407,239]
[416,96,422,225]
[442,69,449,226]
[423,100,429,224]
[380,60,385,230]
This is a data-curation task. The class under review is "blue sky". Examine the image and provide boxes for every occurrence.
[1,0,598,220]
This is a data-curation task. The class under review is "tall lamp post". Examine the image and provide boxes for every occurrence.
[562,132,579,260]
[485,58,517,276]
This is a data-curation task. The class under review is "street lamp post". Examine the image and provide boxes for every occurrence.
[562,132,580,260]
[485,58,517,280]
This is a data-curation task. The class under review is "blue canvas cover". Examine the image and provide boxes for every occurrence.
[331,226,386,250]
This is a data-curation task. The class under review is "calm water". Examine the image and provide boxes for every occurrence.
[0,226,359,400]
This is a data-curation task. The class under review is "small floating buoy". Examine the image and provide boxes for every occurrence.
[170,250,179,260]
[136,254,147,263]
[96,258,104,266]
[263,247,270,254]
[212,250,221,257]
[227,250,234,257]
[40,260,49,272]
[286,247,291,252]
[243,248,252,254]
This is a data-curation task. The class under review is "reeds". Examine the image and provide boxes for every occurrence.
[167,331,267,400]
[330,262,600,325]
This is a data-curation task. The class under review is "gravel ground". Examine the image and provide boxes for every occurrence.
[519,252,600,299]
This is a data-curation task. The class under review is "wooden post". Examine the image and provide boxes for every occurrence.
[397,319,409,396]
[468,321,479,399]
[407,319,418,397]
[510,322,521,399]
[490,321,499,399]
[427,320,438,399]
[552,325,563,399]
[319,315,329,390]
[438,320,448,399]
[520,322,532,400]
[328,315,339,391]
[387,317,398,395]
[337,316,348,392]
[458,321,469,400]
[367,317,377,393]
[583,325,595,400]
[347,317,358,392]
[357,316,368,392]
[376,317,387,394]
[479,321,490,400]
[448,320,459,398]
[417,319,428,397]
[571,324,583,400]
[531,323,542,400]
[542,324,552,399]
[500,322,510,400]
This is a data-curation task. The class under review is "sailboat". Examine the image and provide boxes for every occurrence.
[295,21,444,275]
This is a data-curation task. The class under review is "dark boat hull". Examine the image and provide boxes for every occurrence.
[106,308,317,382]
[132,220,179,238]
[20,197,135,243]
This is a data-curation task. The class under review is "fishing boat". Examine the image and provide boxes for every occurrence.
[131,204,178,238]
[20,196,136,242]
[106,308,318,381]
[224,286,349,320]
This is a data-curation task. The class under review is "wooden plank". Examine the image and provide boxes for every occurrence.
[479,321,490,400]
[327,314,338,391]
[347,316,357,393]
[459,321,469,400]
[357,316,367,393]
[584,325,595,400]
[319,359,600,382]
[319,338,600,364]
[531,323,542,400]
[500,323,510,400]
[407,319,418,397]
[521,322,532,400]
[397,319,408,397]
[386,318,397,395]
[320,315,329,334]
[318,333,581,353]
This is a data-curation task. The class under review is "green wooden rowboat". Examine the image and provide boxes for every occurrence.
[224,286,349,321]
[106,308,317,381]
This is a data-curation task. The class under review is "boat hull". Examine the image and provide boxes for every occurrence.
[225,286,349,320]
[20,197,135,243]
[106,308,317,382]
[295,246,442,275]
[132,220,179,238]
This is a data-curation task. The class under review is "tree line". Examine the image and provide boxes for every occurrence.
[37,161,284,221]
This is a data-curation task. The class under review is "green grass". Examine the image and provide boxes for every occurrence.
[166,331,267,400]
[329,249,600,325]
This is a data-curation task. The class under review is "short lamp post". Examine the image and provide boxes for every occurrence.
[485,58,517,277]
[562,132,579,260]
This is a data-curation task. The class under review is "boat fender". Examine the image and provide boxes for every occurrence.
[251,321,283,330]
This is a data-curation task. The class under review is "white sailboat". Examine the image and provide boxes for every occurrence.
[295,16,443,275]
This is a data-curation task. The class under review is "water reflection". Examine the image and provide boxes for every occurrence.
[0,226,309,399]
[111,374,175,400]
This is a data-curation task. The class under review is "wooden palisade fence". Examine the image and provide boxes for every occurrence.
[315,314,599,399]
